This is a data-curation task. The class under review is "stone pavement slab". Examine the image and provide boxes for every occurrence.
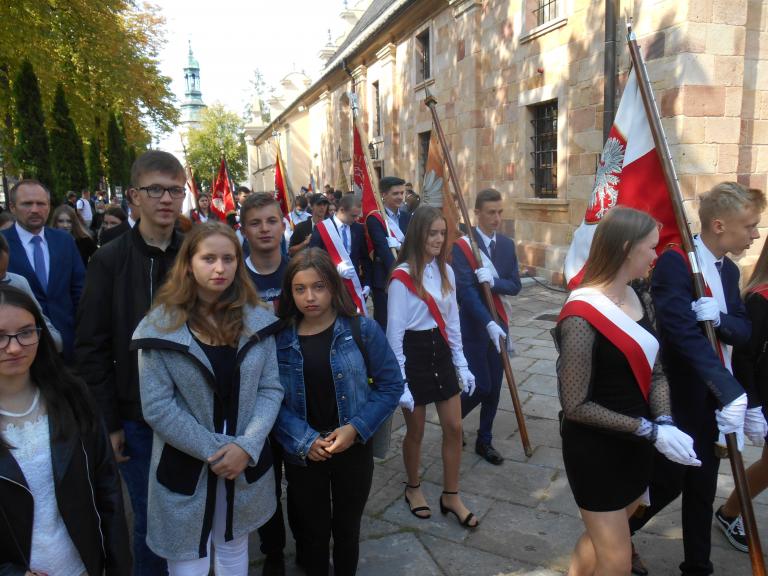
[247,284,764,575]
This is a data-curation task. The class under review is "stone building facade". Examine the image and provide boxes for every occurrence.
[247,0,768,283]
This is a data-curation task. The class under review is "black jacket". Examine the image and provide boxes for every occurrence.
[99,219,130,246]
[733,292,768,413]
[0,419,131,575]
[75,222,183,431]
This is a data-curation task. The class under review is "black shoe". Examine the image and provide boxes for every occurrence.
[263,553,286,576]
[631,542,648,576]
[715,506,749,553]
[475,442,504,465]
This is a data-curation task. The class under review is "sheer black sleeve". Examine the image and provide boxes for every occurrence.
[556,316,641,433]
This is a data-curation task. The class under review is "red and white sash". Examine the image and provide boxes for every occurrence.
[558,287,659,400]
[316,219,367,316]
[390,267,449,345]
[455,235,509,325]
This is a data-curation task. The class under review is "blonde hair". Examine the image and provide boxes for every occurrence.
[152,222,262,346]
[698,182,766,229]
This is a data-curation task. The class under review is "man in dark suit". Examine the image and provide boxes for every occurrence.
[365,176,411,328]
[310,193,371,297]
[289,193,329,256]
[630,182,766,576]
[452,188,521,465]
[2,179,84,360]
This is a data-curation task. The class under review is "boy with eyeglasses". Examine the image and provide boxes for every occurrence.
[75,150,186,575]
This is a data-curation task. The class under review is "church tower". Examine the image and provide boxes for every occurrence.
[181,42,206,127]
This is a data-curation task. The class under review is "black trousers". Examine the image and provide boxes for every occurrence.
[284,442,374,576]
[630,413,720,576]
[258,433,302,557]
[372,287,387,330]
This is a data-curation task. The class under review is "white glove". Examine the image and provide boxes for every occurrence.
[386,237,401,250]
[362,285,371,299]
[475,267,495,287]
[458,367,476,396]
[716,393,748,452]
[485,321,506,354]
[399,384,415,412]
[691,297,721,327]
[336,262,355,280]
[744,407,768,446]
[654,424,701,467]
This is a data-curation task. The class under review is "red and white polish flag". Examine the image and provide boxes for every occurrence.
[563,69,681,290]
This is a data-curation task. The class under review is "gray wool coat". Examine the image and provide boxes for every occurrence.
[131,304,284,561]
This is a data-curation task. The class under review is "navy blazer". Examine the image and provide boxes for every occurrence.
[366,209,411,289]
[2,225,85,360]
[309,219,372,287]
[651,249,749,424]
[452,229,521,347]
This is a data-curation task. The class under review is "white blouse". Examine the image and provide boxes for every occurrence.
[3,414,86,576]
[386,260,468,379]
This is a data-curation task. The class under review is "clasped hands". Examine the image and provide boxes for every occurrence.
[307,424,358,462]
[207,443,250,480]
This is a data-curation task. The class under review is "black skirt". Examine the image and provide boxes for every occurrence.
[403,328,461,406]
[561,417,653,512]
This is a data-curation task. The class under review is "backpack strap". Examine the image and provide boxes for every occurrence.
[349,315,374,386]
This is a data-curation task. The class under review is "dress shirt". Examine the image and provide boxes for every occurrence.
[332,215,350,253]
[693,235,726,312]
[15,223,49,283]
[386,260,468,380]
[475,227,497,255]
[127,216,137,228]
[384,207,405,241]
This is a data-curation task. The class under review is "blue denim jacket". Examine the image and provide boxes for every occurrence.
[275,315,403,465]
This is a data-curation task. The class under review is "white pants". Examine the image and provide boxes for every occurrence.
[167,478,249,576]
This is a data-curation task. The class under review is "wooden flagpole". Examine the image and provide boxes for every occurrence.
[628,24,765,574]
[424,87,532,457]
[272,130,296,229]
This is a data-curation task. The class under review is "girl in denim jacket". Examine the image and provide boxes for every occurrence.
[274,248,402,576]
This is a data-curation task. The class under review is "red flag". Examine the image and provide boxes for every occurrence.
[352,118,378,217]
[274,144,293,221]
[564,69,681,289]
[210,157,235,220]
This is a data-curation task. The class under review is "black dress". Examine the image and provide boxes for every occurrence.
[556,310,670,512]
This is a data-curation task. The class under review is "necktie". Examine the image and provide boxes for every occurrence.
[489,239,496,261]
[31,236,47,292]
[341,225,349,252]
[715,260,722,276]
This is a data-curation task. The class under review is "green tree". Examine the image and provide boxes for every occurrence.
[50,83,87,199]
[187,104,247,189]
[12,60,51,188]
[106,112,128,192]
[88,135,104,192]
[0,1,179,175]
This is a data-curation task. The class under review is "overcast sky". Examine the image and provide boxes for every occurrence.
[154,0,343,145]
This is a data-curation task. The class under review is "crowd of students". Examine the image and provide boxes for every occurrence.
[2,147,765,576]
[0,149,523,576]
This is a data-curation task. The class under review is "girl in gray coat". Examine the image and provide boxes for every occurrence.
[131,222,284,575]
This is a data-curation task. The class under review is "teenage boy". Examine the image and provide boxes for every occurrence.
[452,188,521,465]
[289,193,329,256]
[631,182,767,576]
[76,150,186,575]
[365,176,411,328]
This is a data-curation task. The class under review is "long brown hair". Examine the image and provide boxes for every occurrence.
[745,238,768,295]
[392,206,452,297]
[50,204,92,240]
[581,206,658,288]
[277,248,357,322]
[152,222,262,345]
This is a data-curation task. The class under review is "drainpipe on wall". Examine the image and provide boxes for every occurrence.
[603,0,617,143]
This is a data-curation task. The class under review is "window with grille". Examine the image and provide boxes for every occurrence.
[372,81,381,137]
[530,100,558,198]
[415,29,431,84]
[534,0,559,26]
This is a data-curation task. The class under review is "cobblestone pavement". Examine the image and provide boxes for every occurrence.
[249,282,768,575]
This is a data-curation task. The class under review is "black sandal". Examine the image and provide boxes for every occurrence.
[439,491,478,528]
[404,483,431,519]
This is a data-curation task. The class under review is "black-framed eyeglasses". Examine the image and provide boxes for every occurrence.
[138,185,186,199]
[0,328,42,350]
